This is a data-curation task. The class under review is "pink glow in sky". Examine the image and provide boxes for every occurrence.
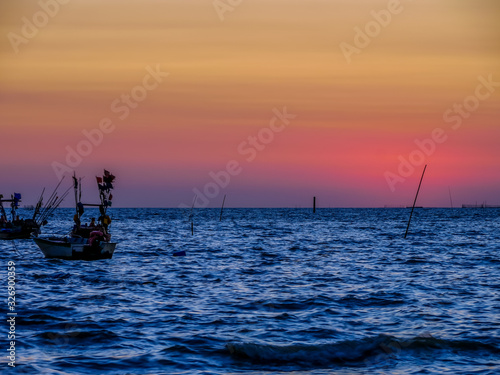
[1,0,499,207]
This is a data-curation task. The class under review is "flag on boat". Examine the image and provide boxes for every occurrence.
[13,193,21,207]
[97,170,115,207]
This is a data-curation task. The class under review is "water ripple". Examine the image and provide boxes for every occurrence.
[2,208,499,374]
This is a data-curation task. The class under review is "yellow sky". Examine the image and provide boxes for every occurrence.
[1,0,499,206]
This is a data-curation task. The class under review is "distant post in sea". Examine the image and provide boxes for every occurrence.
[190,195,196,236]
[313,196,316,213]
[219,194,226,222]
[404,165,427,239]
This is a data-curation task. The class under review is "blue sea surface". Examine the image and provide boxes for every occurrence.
[2,208,500,374]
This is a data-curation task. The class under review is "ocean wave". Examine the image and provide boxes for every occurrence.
[19,314,66,326]
[226,336,387,365]
[37,329,119,346]
[337,294,406,307]
[226,335,500,366]
[4,208,500,374]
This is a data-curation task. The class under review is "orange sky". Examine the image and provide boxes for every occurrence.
[1,0,499,207]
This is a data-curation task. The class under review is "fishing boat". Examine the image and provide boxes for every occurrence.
[33,170,117,260]
[0,180,71,240]
[1,194,45,240]
[0,193,39,239]
[34,236,116,260]
[0,196,41,240]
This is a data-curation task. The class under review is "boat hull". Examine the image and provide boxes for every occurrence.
[33,237,117,260]
[0,227,41,240]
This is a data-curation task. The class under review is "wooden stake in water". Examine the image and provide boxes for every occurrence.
[219,194,226,222]
[448,187,454,209]
[404,165,427,239]
[190,195,196,236]
[313,196,316,213]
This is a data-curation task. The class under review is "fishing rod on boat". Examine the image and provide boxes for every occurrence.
[32,187,45,221]
[37,186,72,225]
[36,178,72,226]
[36,191,61,223]
[34,177,67,223]
[41,190,70,221]
[37,190,59,217]
[42,177,65,212]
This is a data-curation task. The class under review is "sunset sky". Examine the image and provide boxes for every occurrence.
[1,0,499,208]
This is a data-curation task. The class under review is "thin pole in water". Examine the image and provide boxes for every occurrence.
[404,164,427,239]
[219,194,226,222]
[313,196,316,213]
[448,187,453,209]
[190,195,196,236]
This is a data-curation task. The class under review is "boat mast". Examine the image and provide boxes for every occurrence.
[70,170,115,224]
[10,195,16,221]
[9,193,21,222]
[96,170,115,220]
[0,194,21,222]
[0,195,6,219]
[72,172,85,221]
[73,172,78,216]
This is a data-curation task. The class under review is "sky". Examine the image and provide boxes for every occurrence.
[1,0,499,208]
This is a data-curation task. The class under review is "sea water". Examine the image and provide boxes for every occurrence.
[1,208,499,374]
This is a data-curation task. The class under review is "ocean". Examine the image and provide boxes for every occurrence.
[2,208,500,374]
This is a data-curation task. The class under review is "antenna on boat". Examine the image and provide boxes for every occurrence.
[404,164,427,239]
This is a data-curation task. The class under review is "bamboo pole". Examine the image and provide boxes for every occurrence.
[404,165,427,239]
[219,194,226,222]
[190,195,196,236]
